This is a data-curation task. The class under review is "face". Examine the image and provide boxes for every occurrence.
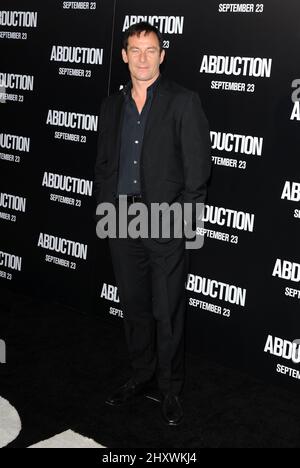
[122,31,165,83]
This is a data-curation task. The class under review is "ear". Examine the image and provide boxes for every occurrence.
[159,49,166,65]
[122,48,128,64]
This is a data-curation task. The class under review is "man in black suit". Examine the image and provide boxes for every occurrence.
[94,22,212,425]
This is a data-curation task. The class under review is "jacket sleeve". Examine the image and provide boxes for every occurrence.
[180,91,212,207]
[93,96,109,204]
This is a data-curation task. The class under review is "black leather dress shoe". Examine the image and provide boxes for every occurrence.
[105,379,148,406]
[161,393,183,426]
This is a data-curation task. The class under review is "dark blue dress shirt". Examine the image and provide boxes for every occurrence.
[116,75,161,196]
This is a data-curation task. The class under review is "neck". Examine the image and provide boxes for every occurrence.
[131,72,160,98]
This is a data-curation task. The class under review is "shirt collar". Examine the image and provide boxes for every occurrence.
[123,74,161,99]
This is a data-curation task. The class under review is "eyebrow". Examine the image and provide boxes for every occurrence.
[129,46,158,50]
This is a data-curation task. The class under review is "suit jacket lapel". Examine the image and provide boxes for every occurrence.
[112,92,125,172]
[143,81,170,142]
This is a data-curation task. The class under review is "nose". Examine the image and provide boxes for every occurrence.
[139,51,147,63]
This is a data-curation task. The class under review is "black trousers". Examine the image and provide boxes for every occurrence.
[108,209,189,395]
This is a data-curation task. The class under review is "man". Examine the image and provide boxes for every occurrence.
[94,22,212,425]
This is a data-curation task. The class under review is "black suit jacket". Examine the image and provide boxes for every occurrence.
[94,75,212,221]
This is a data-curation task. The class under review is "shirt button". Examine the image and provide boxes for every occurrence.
[135,140,139,144]
[133,180,137,184]
[134,160,137,164]
[137,121,141,125]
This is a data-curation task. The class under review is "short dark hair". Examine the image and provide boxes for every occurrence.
[122,21,164,52]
